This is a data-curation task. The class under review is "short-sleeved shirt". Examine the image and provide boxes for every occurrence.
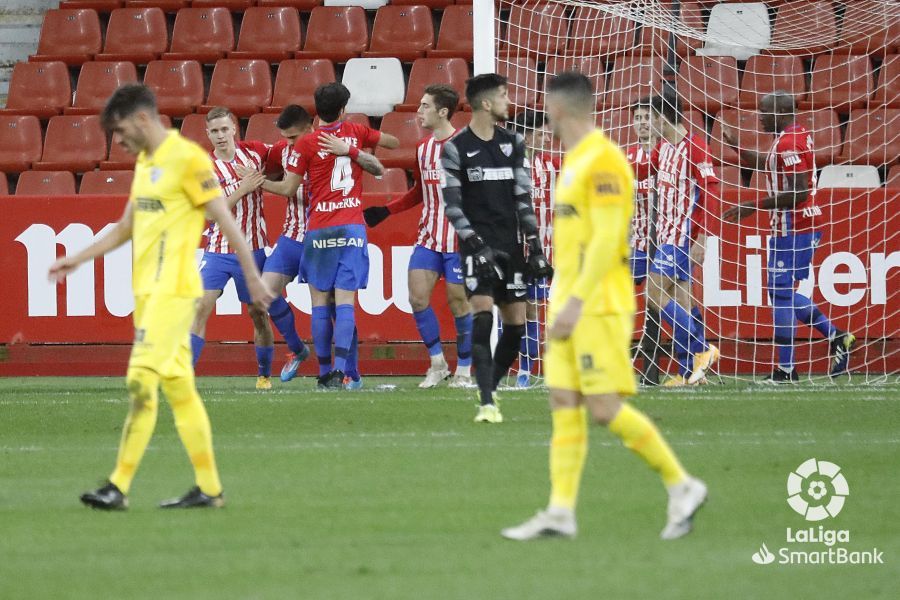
[552,129,635,317]
[766,124,821,236]
[206,140,270,253]
[286,120,381,231]
[626,143,654,252]
[131,130,220,298]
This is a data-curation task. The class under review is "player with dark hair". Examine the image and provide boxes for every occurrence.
[363,84,474,388]
[259,83,399,389]
[722,91,855,381]
[646,91,719,386]
[510,110,559,388]
[441,73,552,423]
[502,71,706,542]
[51,84,273,510]
[188,106,280,390]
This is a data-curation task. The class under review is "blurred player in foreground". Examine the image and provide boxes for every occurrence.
[502,72,706,541]
[49,84,273,510]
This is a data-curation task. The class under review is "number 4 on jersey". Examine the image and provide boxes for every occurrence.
[331,156,355,195]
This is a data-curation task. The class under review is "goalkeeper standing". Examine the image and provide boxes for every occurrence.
[440,73,552,423]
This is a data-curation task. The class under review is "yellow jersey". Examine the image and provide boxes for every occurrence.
[130,130,221,298]
[550,129,636,317]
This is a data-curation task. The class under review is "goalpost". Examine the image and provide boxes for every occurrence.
[480,0,900,384]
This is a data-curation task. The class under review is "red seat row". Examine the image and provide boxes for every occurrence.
[57,1,468,11]
[30,5,473,66]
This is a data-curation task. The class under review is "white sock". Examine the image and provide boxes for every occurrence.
[430,354,447,369]
[455,364,471,378]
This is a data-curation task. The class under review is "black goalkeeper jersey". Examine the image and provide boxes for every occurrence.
[440,125,532,252]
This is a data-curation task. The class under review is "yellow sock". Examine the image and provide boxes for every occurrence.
[162,375,223,496]
[109,367,160,494]
[608,402,687,487]
[548,406,589,510]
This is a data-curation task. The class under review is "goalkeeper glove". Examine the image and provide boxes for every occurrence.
[462,235,504,282]
[526,236,553,280]
[363,206,390,227]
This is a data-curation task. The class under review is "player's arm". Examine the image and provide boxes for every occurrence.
[512,134,552,279]
[376,132,400,149]
[687,146,720,265]
[48,201,133,281]
[255,141,304,197]
[223,170,266,209]
[721,124,765,169]
[318,132,385,176]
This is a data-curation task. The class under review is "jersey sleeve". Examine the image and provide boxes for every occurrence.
[386,149,424,213]
[778,132,813,175]
[688,137,720,237]
[285,139,308,177]
[265,140,286,176]
[439,136,475,240]
[183,146,222,207]
[357,123,382,149]
[512,132,540,239]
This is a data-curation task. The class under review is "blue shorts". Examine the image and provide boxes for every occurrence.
[200,248,267,304]
[630,249,650,285]
[649,242,692,282]
[263,235,305,281]
[408,245,463,285]
[301,224,369,292]
[528,277,550,301]
[768,232,821,288]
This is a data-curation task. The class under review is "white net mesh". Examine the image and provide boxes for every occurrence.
[495,0,900,385]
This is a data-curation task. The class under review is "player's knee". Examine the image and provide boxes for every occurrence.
[125,367,158,411]
[472,311,493,345]
[409,293,430,312]
[502,322,526,341]
[248,304,268,326]
[589,396,621,426]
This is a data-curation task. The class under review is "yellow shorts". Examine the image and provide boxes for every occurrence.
[545,312,637,396]
[129,294,197,379]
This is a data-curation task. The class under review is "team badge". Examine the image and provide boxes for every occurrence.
[580,355,594,370]
[465,277,479,292]
[499,143,513,157]
[150,167,162,183]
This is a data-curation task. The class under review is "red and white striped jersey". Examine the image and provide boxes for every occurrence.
[206,140,270,253]
[651,133,719,247]
[626,143,654,252]
[529,151,560,263]
[268,139,307,242]
[765,124,821,237]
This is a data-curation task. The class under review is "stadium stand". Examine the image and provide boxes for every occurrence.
[803,55,873,112]
[677,56,740,113]
[718,166,743,192]
[325,0,387,9]
[123,1,189,11]
[873,54,900,109]
[818,165,882,189]
[796,109,843,167]
[229,7,303,62]
[374,111,424,169]
[267,59,336,115]
[710,109,772,168]
[79,170,135,194]
[162,6,235,64]
[29,9,102,65]
[770,0,838,55]
[342,58,405,117]
[503,3,568,57]
[296,6,369,62]
[396,58,468,111]
[100,114,172,170]
[192,0,254,10]
[257,0,322,9]
[698,1,770,60]
[636,1,703,57]
[569,7,639,58]
[96,7,169,64]
[67,61,139,116]
[200,59,273,117]
[0,61,72,119]
[143,60,205,118]
[58,1,124,10]
[738,55,806,109]
[543,55,607,109]
[362,168,408,197]
[313,112,370,129]
[605,57,665,109]
[244,113,282,146]
[364,5,434,62]
[839,108,900,166]
[428,5,473,60]
[15,170,77,196]
[181,112,233,153]
[887,165,900,188]
[836,0,900,57]
[33,115,107,173]
[497,57,539,109]
[391,0,453,9]
[0,173,7,195]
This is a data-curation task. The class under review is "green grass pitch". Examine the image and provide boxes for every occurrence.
[1,376,897,599]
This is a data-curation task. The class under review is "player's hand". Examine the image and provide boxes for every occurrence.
[690,236,706,267]
[363,206,390,227]
[548,297,582,341]
[234,164,258,179]
[525,237,553,280]
[462,235,504,281]
[722,201,756,223]
[318,133,351,156]
[237,170,266,194]
[48,256,79,282]
[247,275,275,312]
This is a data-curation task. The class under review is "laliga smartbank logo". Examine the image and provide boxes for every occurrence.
[751,458,884,566]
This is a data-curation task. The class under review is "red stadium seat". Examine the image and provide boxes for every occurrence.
[257,0,321,9]
[123,1,189,10]
[450,111,471,131]
[428,5,473,59]
[375,112,424,169]
[0,172,7,195]
[569,6,639,57]
[0,116,44,173]
[34,115,107,172]
[886,164,900,188]
[396,58,468,111]
[543,55,606,109]
[191,0,254,10]
[80,169,134,194]
[598,109,637,148]
[0,61,72,118]
[839,108,900,166]
[677,55,740,113]
[748,169,767,191]
[364,5,434,62]
[718,166,743,191]
[296,6,369,63]
[391,0,452,7]
[709,109,773,168]
[266,59,336,115]
[770,1,838,55]
[605,56,665,109]
[67,61,139,116]
[802,55,873,112]
[362,168,408,197]
[873,54,900,108]
[635,2,703,57]
[59,1,123,10]
[738,55,806,109]
[101,114,171,169]
[835,0,900,57]
[503,3,568,57]
[15,171,77,196]
[181,113,225,153]
[795,109,842,167]
[30,9,102,65]
[200,60,273,118]
[96,7,168,64]
[245,113,284,146]
[313,113,371,130]
[229,7,302,62]
[162,7,234,64]
[143,60,205,117]
[497,57,540,109]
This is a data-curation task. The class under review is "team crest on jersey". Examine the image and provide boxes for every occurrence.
[465,276,479,292]
[499,143,513,157]
[150,167,162,183]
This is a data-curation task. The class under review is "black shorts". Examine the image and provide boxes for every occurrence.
[460,246,528,304]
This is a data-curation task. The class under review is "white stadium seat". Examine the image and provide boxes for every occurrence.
[697,2,771,60]
[817,165,882,189]
[324,0,389,9]
[342,57,405,117]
